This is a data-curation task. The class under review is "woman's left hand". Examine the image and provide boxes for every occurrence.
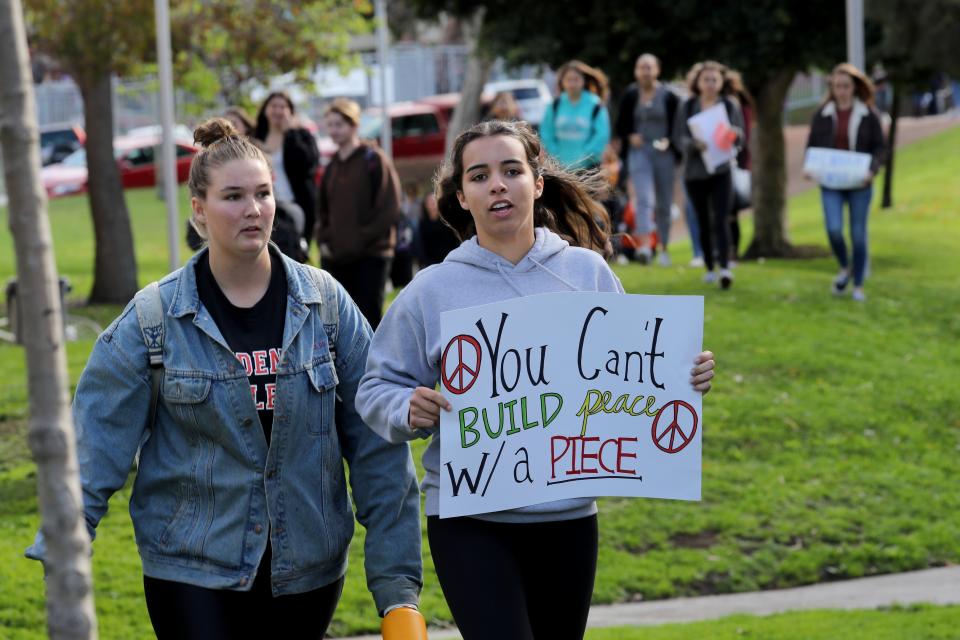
[862,170,875,186]
[690,351,715,394]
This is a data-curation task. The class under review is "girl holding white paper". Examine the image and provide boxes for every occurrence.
[805,63,886,302]
[673,61,744,289]
[356,120,716,640]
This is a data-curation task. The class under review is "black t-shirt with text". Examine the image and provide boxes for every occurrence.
[196,251,287,443]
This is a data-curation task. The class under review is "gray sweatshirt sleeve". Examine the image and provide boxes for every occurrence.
[356,294,438,444]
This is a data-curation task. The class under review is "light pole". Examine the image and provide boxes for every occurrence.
[846,0,865,70]
[155,0,180,270]
[375,0,392,158]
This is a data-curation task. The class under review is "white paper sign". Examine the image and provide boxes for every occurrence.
[438,292,704,518]
[803,147,872,190]
[687,103,736,173]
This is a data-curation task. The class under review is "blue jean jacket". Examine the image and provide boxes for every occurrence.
[26,246,421,613]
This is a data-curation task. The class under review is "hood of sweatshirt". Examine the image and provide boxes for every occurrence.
[441,227,581,296]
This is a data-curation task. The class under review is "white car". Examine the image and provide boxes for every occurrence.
[483,79,553,128]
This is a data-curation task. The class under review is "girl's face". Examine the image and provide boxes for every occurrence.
[697,69,723,99]
[192,157,275,260]
[265,96,293,129]
[456,135,544,256]
[562,69,585,96]
[635,57,659,85]
[832,73,855,104]
[225,112,250,136]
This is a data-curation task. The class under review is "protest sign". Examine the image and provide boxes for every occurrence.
[438,292,704,518]
[687,103,736,173]
[803,147,873,190]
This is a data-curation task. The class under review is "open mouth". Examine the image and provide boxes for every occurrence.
[489,200,513,218]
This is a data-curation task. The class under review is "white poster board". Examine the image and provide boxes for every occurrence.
[803,147,873,190]
[687,103,736,173]
[438,292,704,518]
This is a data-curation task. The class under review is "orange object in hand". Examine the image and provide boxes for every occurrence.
[713,123,737,151]
[381,607,428,640]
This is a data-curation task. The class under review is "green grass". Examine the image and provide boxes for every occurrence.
[584,605,960,640]
[1,125,959,638]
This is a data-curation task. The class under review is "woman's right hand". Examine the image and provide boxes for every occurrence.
[629,133,644,148]
[693,139,708,152]
[408,386,451,430]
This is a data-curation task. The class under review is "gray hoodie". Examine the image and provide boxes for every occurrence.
[356,227,624,523]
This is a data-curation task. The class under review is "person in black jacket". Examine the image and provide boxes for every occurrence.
[254,91,320,251]
[805,63,886,303]
[615,53,680,265]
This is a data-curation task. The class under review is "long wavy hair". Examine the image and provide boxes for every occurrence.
[824,63,876,107]
[433,120,611,257]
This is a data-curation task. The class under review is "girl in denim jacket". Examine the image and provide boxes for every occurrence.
[28,119,423,639]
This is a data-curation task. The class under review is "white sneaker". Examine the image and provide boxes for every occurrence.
[657,252,671,266]
[636,247,652,265]
[852,288,866,302]
[703,271,717,284]
[720,268,734,290]
[689,256,705,268]
[615,254,630,265]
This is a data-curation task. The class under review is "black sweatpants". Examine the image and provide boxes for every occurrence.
[686,172,733,271]
[427,514,598,640]
[324,255,391,329]
[143,544,343,640]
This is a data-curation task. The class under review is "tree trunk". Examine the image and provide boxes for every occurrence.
[78,72,138,304]
[445,7,492,152]
[881,83,899,209]
[743,69,796,258]
[0,2,98,639]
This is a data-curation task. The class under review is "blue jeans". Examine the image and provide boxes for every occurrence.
[821,186,872,286]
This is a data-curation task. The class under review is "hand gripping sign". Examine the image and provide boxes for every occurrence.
[439,292,704,518]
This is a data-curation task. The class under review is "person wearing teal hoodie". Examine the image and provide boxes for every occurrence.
[540,60,612,170]
[356,120,716,640]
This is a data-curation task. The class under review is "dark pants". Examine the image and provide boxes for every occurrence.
[686,172,733,271]
[143,545,343,640]
[390,249,415,288]
[324,255,391,329]
[428,514,598,640]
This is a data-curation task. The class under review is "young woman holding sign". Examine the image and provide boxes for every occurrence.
[805,63,886,302]
[27,118,424,639]
[356,119,716,640]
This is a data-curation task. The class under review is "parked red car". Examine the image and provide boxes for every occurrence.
[41,134,197,199]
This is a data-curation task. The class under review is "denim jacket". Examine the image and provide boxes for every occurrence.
[26,246,421,613]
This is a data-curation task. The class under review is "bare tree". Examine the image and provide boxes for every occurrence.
[444,7,492,151]
[0,1,98,638]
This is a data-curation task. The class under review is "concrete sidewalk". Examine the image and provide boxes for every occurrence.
[340,565,960,639]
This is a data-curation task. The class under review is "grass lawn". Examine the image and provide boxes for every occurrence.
[1,124,959,638]
[584,605,960,640]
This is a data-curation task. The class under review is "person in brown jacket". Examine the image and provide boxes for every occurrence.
[317,98,402,328]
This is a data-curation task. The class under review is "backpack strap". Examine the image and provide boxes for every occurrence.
[133,281,165,428]
[306,266,339,368]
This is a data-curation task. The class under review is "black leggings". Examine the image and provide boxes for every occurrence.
[324,255,390,329]
[428,514,598,640]
[686,173,733,271]
[143,545,343,640]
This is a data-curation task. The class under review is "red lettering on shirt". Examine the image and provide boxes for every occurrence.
[253,350,269,376]
[265,383,277,410]
[250,384,264,410]
[235,352,254,376]
[269,348,282,374]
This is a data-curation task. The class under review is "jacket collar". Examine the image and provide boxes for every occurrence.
[821,98,868,119]
[167,243,322,319]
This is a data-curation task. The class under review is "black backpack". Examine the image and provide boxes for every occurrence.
[271,199,309,263]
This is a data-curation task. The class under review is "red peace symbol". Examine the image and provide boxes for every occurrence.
[441,335,482,395]
[651,400,698,454]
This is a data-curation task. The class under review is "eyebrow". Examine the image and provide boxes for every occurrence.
[465,158,524,174]
[218,183,272,192]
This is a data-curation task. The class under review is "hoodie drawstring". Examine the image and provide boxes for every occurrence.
[529,256,580,291]
[495,261,526,296]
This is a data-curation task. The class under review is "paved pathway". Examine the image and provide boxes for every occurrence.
[339,565,960,638]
